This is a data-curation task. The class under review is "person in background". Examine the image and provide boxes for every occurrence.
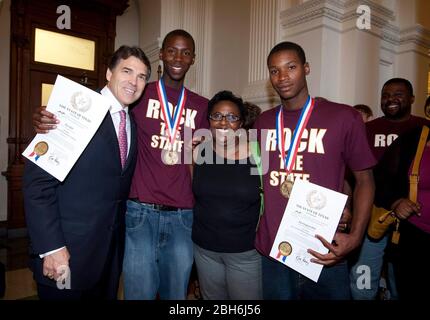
[243,101,262,130]
[353,104,373,123]
[343,103,374,231]
[191,90,262,300]
[349,78,428,300]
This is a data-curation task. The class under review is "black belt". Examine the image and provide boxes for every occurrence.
[129,199,182,211]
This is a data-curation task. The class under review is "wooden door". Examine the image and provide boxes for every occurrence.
[2,0,128,229]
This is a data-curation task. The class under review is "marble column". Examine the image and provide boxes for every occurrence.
[242,0,279,110]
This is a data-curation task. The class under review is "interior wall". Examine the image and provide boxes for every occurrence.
[417,0,430,29]
[138,0,161,44]
[395,51,429,117]
[136,0,161,82]
[285,28,325,100]
[0,0,10,222]
[115,0,140,49]
[392,0,430,116]
[318,27,341,103]
[417,0,430,101]
[339,29,381,110]
[392,0,430,30]
[209,0,250,98]
[277,0,429,118]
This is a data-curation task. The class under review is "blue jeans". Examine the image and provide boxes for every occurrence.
[122,200,194,300]
[194,244,262,300]
[262,255,351,300]
[349,234,398,300]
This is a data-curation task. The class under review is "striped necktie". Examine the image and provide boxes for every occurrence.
[118,110,127,168]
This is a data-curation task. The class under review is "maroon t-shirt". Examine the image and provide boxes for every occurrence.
[129,82,209,208]
[254,99,377,257]
[366,115,428,161]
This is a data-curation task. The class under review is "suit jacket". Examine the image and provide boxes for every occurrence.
[23,112,137,290]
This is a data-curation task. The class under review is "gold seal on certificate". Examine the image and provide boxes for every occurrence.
[280,178,294,198]
[28,141,49,161]
[278,241,292,256]
[34,141,49,156]
[163,149,179,165]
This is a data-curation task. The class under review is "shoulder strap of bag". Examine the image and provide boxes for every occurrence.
[250,141,264,230]
[409,125,429,202]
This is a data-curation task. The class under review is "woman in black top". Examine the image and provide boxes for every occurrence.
[192,90,262,299]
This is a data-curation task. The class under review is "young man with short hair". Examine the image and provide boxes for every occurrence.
[349,78,428,300]
[123,29,209,300]
[254,41,376,299]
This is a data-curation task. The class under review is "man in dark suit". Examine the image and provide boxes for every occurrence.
[23,46,151,300]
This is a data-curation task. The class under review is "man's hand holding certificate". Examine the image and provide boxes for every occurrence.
[23,75,110,181]
[270,179,347,282]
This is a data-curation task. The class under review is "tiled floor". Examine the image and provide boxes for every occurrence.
[0,235,201,300]
[0,236,37,300]
[3,268,37,300]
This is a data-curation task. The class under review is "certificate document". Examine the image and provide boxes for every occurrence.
[270,179,347,282]
[23,75,110,182]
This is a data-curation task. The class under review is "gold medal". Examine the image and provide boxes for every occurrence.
[280,178,294,198]
[29,141,49,161]
[157,79,187,168]
[276,98,315,201]
[163,150,179,165]
[34,141,49,156]
[278,241,292,256]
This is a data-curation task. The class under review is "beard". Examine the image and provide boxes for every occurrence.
[382,103,410,120]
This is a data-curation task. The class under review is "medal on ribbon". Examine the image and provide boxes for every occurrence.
[276,96,315,198]
[163,149,179,165]
[156,78,187,166]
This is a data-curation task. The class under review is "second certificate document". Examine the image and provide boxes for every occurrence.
[270,179,347,282]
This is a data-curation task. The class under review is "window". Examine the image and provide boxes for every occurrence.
[34,28,95,70]
[41,83,54,106]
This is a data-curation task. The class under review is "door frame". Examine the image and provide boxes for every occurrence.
[2,0,128,230]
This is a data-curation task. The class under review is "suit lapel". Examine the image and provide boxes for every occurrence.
[98,113,122,168]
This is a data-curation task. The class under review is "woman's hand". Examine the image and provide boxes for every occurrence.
[391,198,421,220]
